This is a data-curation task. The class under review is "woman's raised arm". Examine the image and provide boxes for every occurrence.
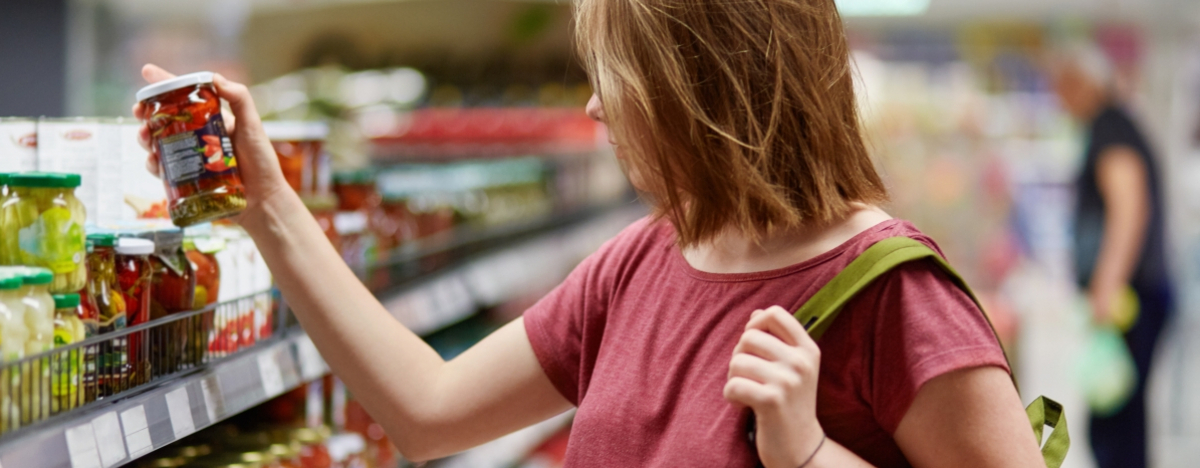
[133,64,572,462]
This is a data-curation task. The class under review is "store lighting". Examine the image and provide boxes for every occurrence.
[836,0,930,16]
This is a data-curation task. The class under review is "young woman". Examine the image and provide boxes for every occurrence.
[136,1,1045,466]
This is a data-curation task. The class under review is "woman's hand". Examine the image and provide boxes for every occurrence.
[724,306,825,468]
[131,64,292,221]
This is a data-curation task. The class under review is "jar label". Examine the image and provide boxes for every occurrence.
[158,114,237,186]
[18,207,86,274]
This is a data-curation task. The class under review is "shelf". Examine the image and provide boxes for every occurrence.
[0,330,329,468]
[0,201,645,468]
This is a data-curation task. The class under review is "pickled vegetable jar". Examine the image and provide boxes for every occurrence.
[19,268,55,356]
[114,237,154,386]
[263,121,330,195]
[6,173,87,292]
[18,267,54,422]
[0,270,25,433]
[85,234,128,397]
[51,293,85,413]
[184,234,221,369]
[143,228,195,375]
[0,173,13,266]
[137,72,246,227]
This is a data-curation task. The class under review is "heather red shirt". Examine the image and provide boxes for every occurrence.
[524,218,1009,467]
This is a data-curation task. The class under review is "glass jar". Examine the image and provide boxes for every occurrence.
[7,173,87,292]
[51,293,85,413]
[332,170,378,212]
[19,268,55,356]
[302,195,342,254]
[18,267,54,423]
[115,237,154,386]
[85,234,128,397]
[0,270,25,434]
[0,173,14,266]
[263,121,330,196]
[380,195,416,250]
[137,72,246,227]
[144,228,195,375]
[184,234,222,368]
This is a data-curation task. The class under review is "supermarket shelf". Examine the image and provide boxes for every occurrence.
[0,330,330,468]
[377,201,646,335]
[0,201,645,468]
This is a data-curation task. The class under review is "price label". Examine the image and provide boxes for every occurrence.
[164,387,195,438]
[296,335,327,382]
[120,406,153,459]
[64,423,101,468]
[91,412,126,468]
[200,375,223,423]
[258,352,285,397]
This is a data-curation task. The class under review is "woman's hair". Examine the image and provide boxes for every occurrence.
[575,0,888,246]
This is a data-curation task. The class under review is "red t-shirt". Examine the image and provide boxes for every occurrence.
[523,218,1009,467]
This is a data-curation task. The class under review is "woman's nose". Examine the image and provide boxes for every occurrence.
[586,94,605,123]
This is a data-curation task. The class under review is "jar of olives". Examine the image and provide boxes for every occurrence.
[5,173,87,293]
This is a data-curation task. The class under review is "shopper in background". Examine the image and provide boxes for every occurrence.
[134,1,1047,467]
[1051,44,1173,468]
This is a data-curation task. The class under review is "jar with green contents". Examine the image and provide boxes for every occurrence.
[85,234,128,397]
[0,270,25,434]
[7,173,87,293]
[51,293,86,413]
[17,267,54,423]
[0,175,20,268]
[0,174,11,266]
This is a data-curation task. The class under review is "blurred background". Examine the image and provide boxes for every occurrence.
[3,0,1200,467]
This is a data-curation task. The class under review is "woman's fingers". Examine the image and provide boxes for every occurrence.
[745,306,807,347]
[733,329,794,362]
[144,152,162,178]
[142,64,177,83]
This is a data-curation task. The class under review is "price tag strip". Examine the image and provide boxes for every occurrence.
[120,406,153,459]
[64,423,101,468]
[258,351,286,398]
[91,412,126,468]
[164,387,195,439]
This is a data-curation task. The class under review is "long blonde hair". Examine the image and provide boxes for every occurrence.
[575,0,887,246]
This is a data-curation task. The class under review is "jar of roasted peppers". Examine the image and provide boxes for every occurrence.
[137,72,246,227]
[115,237,154,386]
[142,228,196,375]
[185,233,222,368]
[263,121,331,196]
[84,234,128,397]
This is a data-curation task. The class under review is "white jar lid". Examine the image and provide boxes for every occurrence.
[135,71,215,102]
[115,237,155,256]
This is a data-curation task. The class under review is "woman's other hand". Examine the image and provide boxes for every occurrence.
[724,305,825,468]
[132,64,291,219]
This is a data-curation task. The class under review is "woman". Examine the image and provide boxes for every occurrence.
[136,0,1045,466]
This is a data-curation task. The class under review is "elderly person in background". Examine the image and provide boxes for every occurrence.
[1051,44,1173,468]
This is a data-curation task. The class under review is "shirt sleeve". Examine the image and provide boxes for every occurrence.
[522,221,639,405]
[855,259,1011,434]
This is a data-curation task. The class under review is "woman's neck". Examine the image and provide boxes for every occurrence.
[680,205,893,275]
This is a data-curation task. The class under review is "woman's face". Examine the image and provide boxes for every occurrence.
[587,93,649,191]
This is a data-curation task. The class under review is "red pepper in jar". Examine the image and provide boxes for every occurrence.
[137,72,246,227]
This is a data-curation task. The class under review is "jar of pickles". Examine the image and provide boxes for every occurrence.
[18,267,55,423]
[0,270,24,434]
[6,173,87,292]
[0,174,11,266]
[137,72,246,227]
[50,293,86,413]
[85,234,128,397]
[115,237,154,386]
[19,268,55,356]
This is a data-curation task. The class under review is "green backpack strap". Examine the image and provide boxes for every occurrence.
[793,236,1068,467]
